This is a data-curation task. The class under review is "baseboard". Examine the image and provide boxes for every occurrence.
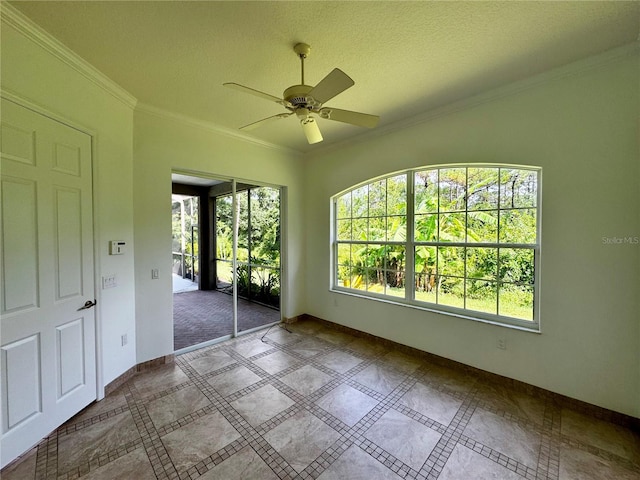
[304,315,640,431]
[282,314,308,324]
[104,354,175,396]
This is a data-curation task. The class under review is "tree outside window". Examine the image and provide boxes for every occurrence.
[333,165,540,329]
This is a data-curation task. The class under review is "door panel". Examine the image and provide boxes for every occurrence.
[52,141,82,177]
[56,318,85,398]
[0,121,36,166]
[54,187,83,300]
[0,177,38,313]
[1,335,41,430]
[0,99,96,468]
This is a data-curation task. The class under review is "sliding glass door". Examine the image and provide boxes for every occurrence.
[172,173,282,352]
[235,186,281,332]
[214,182,282,335]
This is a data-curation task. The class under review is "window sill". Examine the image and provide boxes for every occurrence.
[329,287,541,334]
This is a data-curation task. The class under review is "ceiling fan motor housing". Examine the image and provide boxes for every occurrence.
[283,84,319,110]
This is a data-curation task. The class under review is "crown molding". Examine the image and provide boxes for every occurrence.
[1,2,138,109]
[310,41,640,158]
[135,103,303,157]
[1,87,99,138]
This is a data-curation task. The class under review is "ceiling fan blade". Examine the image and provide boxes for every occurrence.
[308,68,354,104]
[240,112,293,131]
[300,117,323,144]
[224,83,291,107]
[319,107,379,128]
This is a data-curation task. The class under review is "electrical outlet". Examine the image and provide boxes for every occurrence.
[497,338,507,350]
[121,334,128,346]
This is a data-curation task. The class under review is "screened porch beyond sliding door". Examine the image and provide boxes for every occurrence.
[172,175,282,351]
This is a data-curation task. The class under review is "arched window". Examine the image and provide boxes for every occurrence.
[332,165,540,330]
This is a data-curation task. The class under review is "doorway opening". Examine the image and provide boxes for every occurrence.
[171,173,282,352]
[172,194,199,293]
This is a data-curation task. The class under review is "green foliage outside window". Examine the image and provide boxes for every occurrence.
[172,196,199,279]
[215,186,281,308]
[334,166,539,326]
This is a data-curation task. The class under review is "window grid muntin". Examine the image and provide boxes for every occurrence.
[332,166,539,329]
[416,167,536,318]
[333,171,408,295]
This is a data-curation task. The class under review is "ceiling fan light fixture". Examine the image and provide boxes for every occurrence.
[300,116,323,144]
[295,107,311,119]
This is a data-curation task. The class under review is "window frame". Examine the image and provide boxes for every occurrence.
[330,164,541,332]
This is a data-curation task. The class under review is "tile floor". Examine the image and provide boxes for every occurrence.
[3,318,640,480]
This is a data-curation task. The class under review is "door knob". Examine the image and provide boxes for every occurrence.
[77,299,97,311]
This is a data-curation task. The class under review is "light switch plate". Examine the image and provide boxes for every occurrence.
[109,240,125,255]
[102,274,117,289]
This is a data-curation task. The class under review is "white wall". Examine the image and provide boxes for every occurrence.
[1,11,137,388]
[133,108,305,364]
[304,50,640,417]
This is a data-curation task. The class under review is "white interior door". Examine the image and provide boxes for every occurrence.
[0,99,97,468]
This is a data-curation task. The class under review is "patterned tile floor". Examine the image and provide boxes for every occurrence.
[3,318,640,480]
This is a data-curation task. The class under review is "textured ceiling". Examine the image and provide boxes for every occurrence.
[9,1,640,153]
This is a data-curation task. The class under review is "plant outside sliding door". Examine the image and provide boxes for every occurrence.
[332,165,540,331]
[172,195,199,282]
[237,187,281,308]
[215,186,281,310]
[215,194,234,290]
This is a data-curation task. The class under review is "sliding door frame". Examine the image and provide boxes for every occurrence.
[172,169,284,349]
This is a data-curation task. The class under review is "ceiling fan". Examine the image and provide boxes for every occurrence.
[224,43,379,144]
